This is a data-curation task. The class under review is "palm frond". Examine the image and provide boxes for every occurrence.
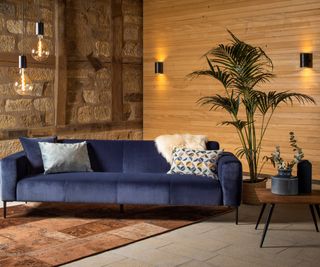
[220,119,249,130]
[197,94,239,116]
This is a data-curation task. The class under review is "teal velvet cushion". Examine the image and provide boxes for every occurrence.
[39,141,93,174]
[168,147,223,179]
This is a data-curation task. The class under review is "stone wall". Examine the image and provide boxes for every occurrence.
[0,0,55,134]
[0,0,143,158]
[66,0,143,124]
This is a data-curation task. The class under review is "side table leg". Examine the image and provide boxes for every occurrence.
[260,203,275,248]
[309,205,319,232]
[255,203,266,230]
[315,204,320,220]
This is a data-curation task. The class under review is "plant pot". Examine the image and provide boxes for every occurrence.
[277,168,292,178]
[271,176,298,195]
[242,178,267,205]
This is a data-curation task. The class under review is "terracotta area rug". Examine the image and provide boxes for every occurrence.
[0,203,232,266]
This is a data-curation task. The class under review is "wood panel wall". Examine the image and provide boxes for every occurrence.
[143,0,320,179]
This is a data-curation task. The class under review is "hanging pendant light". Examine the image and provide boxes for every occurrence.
[14,55,34,95]
[15,0,33,95]
[31,0,50,62]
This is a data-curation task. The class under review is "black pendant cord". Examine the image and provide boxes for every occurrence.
[22,0,25,56]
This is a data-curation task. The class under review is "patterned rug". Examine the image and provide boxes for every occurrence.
[0,203,232,266]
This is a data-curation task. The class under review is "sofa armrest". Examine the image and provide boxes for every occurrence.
[0,151,29,201]
[217,152,242,206]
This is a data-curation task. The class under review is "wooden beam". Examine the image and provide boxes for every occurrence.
[111,0,124,122]
[54,0,67,127]
[0,52,55,68]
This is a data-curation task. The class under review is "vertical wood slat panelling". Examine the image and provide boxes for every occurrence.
[143,0,320,179]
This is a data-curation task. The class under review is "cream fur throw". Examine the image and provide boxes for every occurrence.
[155,134,208,163]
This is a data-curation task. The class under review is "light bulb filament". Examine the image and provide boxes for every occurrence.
[38,36,44,57]
[21,69,26,92]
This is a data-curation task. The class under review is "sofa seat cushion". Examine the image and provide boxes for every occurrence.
[117,173,171,204]
[169,174,222,205]
[16,172,223,206]
[117,173,222,206]
[16,172,119,203]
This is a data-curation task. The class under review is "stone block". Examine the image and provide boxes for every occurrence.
[92,28,110,42]
[68,69,94,79]
[5,99,33,112]
[45,112,54,125]
[0,2,15,17]
[31,83,46,97]
[26,22,35,35]
[94,106,111,121]
[18,37,53,56]
[122,41,142,58]
[68,89,84,105]
[83,89,111,105]
[123,65,142,93]
[40,8,53,22]
[40,0,53,8]
[78,105,94,123]
[124,15,142,25]
[33,98,54,112]
[0,84,15,97]
[133,102,142,119]
[124,25,139,41]
[0,15,5,32]
[19,113,42,127]
[66,106,78,124]
[95,68,112,90]
[94,41,110,58]
[43,82,53,97]
[124,93,143,102]
[122,0,142,16]
[0,139,22,158]
[27,68,54,82]
[7,20,23,34]
[1,67,19,83]
[123,103,132,121]
[0,115,16,129]
[0,35,15,52]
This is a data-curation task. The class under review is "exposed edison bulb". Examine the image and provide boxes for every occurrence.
[31,35,50,62]
[14,68,34,95]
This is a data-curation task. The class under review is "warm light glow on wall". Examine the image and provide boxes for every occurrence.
[300,67,315,87]
[155,73,168,91]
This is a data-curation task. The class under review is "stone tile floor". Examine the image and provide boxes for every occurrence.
[2,195,320,267]
[61,202,320,267]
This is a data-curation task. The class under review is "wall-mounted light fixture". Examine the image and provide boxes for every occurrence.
[155,61,164,74]
[300,53,313,68]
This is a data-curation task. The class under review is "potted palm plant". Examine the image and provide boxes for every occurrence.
[189,31,315,204]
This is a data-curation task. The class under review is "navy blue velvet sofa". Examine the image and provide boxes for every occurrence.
[0,140,242,222]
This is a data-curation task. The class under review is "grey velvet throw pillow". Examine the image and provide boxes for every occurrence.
[39,141,93,174]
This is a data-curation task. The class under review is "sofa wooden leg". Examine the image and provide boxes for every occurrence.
[120,204,124,213]
[3,201,7,219]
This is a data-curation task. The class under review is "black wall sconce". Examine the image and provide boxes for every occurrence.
[155,62,164,74]
[300,53,313,68]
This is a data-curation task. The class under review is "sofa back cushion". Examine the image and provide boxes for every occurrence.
[62,139,124,172]
[123,141,170,173]
[60,139,220,173]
